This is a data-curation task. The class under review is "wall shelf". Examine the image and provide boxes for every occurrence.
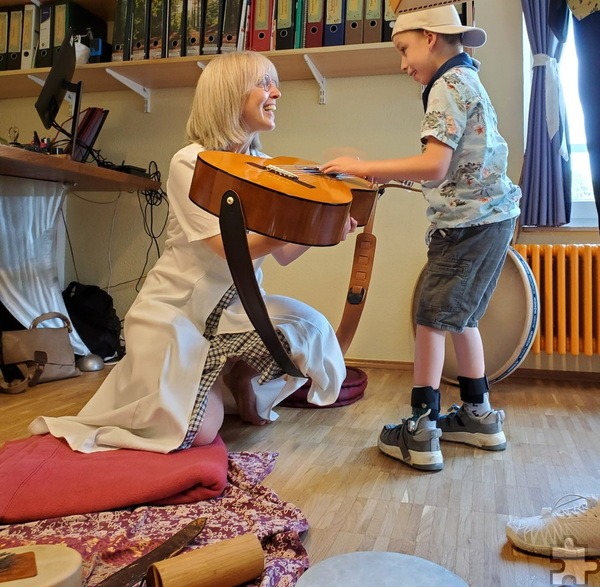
[0,43,401,102]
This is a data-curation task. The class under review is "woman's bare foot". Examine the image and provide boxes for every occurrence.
[224,361,268,426]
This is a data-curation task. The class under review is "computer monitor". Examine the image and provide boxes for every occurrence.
[34,32,82,160]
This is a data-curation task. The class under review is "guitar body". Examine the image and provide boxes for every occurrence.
[189,151,378,246]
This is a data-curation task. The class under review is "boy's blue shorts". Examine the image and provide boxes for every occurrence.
[415,218,516,333]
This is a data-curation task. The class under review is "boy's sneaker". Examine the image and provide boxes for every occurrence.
[506,495,600,557]
[378,412,443,472]
[437,404,506,451]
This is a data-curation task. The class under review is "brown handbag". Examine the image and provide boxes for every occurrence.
[0,312,81,394]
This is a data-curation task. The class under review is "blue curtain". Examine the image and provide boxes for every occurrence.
[520,0,571,226]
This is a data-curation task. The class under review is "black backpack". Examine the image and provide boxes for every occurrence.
[62,282,123,360]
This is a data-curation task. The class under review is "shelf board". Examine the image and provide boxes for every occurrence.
[0,145,160,192]
[0,44,401,101]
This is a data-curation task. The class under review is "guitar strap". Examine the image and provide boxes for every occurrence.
[219,189,379,377]
[335,196,378,355]
[219,191,305,377]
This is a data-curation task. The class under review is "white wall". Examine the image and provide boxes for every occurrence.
[2,0,598,373]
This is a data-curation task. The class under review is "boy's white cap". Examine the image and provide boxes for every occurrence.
[392,6,487,48]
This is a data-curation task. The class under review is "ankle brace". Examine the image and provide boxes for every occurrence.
[457,376,489,404]
[411,386,440,421]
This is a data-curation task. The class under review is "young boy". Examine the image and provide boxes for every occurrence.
[320,6,521,472]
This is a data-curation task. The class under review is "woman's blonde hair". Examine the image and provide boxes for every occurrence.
[185,51,279,151]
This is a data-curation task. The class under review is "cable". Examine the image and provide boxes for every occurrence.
[135,160,169,292]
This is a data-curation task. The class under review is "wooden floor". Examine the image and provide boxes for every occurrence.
[2,366,600,586]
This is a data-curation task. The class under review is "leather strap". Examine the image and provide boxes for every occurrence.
[336,194,379,354]
[219,190,305,378]
[218,188,380,375]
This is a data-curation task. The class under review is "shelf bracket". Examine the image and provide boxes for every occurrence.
[105,68,152,112]
[303,55,326,105]
[28,74,76,115]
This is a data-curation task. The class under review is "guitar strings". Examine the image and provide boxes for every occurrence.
[256,164,422,194]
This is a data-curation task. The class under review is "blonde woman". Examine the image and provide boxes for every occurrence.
[31,52,355,453]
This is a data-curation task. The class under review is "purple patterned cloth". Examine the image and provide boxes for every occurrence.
[0,452,309,586]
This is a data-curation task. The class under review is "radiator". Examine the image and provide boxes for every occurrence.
[513,244,600,356]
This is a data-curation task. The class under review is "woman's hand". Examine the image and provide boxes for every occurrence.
[342,216,358,240]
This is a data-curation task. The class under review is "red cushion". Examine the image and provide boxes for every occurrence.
[281,366,367,408]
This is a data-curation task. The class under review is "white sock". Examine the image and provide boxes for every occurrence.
[463,392,491,417]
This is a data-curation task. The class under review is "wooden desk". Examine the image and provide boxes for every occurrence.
[0,145,161,355]
[0,144,160,192]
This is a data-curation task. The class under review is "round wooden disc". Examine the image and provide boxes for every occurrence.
[296,552,468,586]
[0,545,83,587]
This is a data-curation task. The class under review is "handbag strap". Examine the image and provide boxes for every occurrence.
[30,312,73,331]
[0,352,46,394]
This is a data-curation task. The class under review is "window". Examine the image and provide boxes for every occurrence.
[559,25,598,227]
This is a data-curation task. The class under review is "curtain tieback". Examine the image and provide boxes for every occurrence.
[532,53,568,159]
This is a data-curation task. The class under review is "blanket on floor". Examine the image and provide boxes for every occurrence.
[0,434,229,524]
[0,451,309,586]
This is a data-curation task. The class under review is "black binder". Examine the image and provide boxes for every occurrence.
[275,0,296,50]
[167,0,186,57]
[131,0,151,60]
[185,0,203,56]
[221,0,244,52]
[148,0,168,59]
[201,0,224,54]
[112,0,133,61]
[36,3,54,68]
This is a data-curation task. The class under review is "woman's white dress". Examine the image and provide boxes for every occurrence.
[29,144,346,453]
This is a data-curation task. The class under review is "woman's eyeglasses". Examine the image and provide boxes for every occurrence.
[255,74,278,92]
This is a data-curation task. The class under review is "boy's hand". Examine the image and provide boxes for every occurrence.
[320,157,367,179]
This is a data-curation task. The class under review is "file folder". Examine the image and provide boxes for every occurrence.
[363,0,382,43]
[167,0,185,57]
[7,7,23,70]
[236,0,251,50]
[201,0,223,54]
[185,0,202,56]
[382,0,395,41]
[293,0,304,48]
[36,3,54,68]
[112,0,133,60]
[21,3,39,70]
[131,0,151,60]
[344,0,363,44]
[221,0,244,52]
[303,0,325,47]
[275,0,296,50]
[0,10,9,71]
[148,0,168,58]
[324,0,345,46]
[249,0,274,51]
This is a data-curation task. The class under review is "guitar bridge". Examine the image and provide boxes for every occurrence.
[246,161,315,189]
[265,164,298,180]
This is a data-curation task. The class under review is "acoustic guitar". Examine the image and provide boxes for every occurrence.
[189,151,379,246]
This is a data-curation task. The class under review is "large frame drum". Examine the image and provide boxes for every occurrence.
[412,247,539,384]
